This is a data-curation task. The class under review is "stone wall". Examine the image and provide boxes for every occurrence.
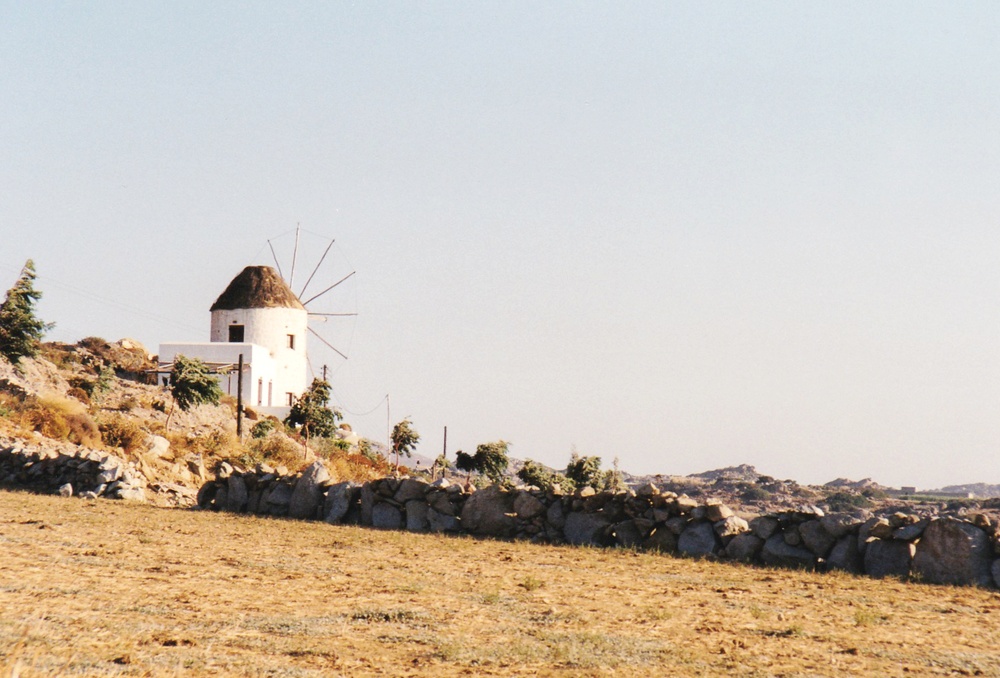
[0,438,147,501]
[196,460,1000,590]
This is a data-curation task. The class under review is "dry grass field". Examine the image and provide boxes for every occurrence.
[2,490,1000,677]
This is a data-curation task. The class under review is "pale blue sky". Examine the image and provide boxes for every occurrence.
[3,3,999,489]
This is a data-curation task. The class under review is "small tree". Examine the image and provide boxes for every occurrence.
[0,260,52,364]
[284,378,342,453]
[166,355,223,430]
[455,450,476,481]
[566,452,603,490]
[517,459,553,489]
[474,440,510,485]
[390,418,420,472]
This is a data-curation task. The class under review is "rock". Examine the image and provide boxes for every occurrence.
[664,516,688,535]
[893,518,929,542]
[187,456,206,480]
[864,539,913,579]
[226,475,248,513]
[79,491,97,500]
[868,518,894,540]
[324,482,358,524]
[265,483,293,507]
[820,513,861,539]
[725,533,764,562]
[288,461,330,519]
[577,486,596,498]
[636,482,659,497]
[993,559,1000,589]
[545,500,566,530]
[613,520,644,548]
[827,535,864,574]
[217,462,234,479]
[782,526,802,546]
[372,503,404,530]
[117,486,146,502]
[427,507,461,533]
[705,502,734,522]
[360,484,376,524]
[798,520,836,558]
[394,478,428,504]
[405,500,429,532]
[675,495,698,514]
[563,512,612,546]
[642,528,677,553]
[761,534,816,569]
[677,521,719,557]
[459,484,517,538]
[912,519,994,587]
[513,491,546,520]
[58,483,72,498]
[196,483,217,508]
[750,516,780,540]
[144,436,171,459]
[714,515,749,540]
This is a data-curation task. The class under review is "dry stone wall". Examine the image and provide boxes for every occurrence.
[0,437,147,501]
[197,460,1000,590]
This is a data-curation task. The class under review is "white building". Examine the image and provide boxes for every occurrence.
[158,265,309,418]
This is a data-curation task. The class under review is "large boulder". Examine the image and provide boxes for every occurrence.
[820,513,862,539]
[288,461,330,519]
[226,475,248,513]
[826,535,864,574]
[761,535,816,569]
[725,533,764,562]
[513,491,546,520]
[324,482,359,524]
[864,539,913,579]
[612,520,644,548]
[394,478,429,504]
[642,528,677,553]
[563,512,612,546]
[912,519,994,587]
[798,520,836,558]
[677,521,720,557]
[405,499,430,532]
[428,507,461,533]
[750,516,780,540]
[372,503,404,530]
[459,484,517,538]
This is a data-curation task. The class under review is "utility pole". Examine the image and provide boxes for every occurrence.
[236,353,244,438]
[322,364,328,381]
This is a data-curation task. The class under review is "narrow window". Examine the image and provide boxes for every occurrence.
[286,392,294,407]
[287,334,295,349]
[267,380,273,407]
[229,325,245,342]
[257,378,263,406]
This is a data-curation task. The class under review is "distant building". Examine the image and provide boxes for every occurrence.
[158,266,309,418]
[900,486,916,495]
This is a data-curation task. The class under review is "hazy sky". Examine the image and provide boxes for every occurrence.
[3,3,999,489]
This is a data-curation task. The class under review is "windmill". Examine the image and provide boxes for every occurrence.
[258,226,358,382]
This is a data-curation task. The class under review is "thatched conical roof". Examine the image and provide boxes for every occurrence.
[210,266,305,311]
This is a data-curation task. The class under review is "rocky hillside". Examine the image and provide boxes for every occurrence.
[0,338,389,506]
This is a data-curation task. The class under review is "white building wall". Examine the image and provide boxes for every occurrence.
[158,342,291,418]
[209,307,308,405]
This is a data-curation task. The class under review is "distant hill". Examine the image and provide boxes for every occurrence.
[924,483,1000,499]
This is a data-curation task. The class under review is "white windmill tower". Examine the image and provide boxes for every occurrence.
[158,228,355,418]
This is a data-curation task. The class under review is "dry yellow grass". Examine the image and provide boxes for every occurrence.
[2,490,1000,677]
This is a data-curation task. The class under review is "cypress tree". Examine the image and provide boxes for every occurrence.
[0,260,51,363]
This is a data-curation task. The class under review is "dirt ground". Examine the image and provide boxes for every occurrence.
[2,490,1000,677]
